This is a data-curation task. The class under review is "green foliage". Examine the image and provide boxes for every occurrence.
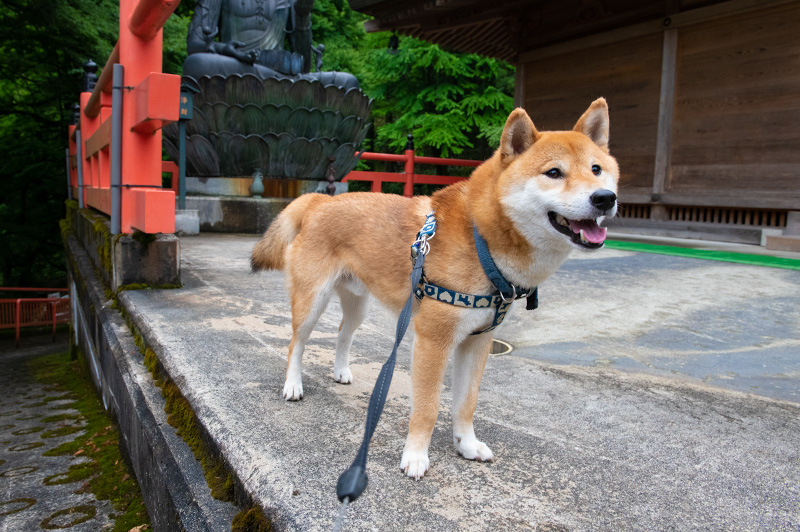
[362,37,515,158]
[163,6,192,75]
[310,0,368,76]
[0,0,122,286]
[310,0,515,160]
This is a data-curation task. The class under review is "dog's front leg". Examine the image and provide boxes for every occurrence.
[401,307,456,480]
[451,333,494,462]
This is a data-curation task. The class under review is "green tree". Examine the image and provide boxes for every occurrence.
[310,0,515,160]
[0,0,118,287]
[362,36,515,160]
[0,0,191,287]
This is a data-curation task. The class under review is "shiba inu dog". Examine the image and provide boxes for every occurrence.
[251,98,619,479]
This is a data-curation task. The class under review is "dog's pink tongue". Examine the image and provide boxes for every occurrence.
[568,219,607,243]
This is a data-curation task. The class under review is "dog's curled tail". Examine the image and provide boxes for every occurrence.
[251,193,331,272]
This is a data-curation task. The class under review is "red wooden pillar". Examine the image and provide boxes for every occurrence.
[98,92,113,189]
[118,0,178,233]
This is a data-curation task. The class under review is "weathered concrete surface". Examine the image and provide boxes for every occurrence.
[175,209,200,236]
[500,247,800,402]
[69,207,180,291]
[185,196,291,234]
[122,234,800,531]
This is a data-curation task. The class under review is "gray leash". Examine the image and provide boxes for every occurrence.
[332,212,435,530]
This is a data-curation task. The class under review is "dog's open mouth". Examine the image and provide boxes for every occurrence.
[548,212,606,249]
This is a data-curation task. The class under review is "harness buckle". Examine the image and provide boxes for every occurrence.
[411,212,436,260]
[410,235,430,258]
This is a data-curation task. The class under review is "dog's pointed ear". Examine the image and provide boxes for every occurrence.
[500,108,538,165]
[574,98,610,151]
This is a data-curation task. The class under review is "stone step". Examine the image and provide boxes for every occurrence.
[765,235,800,252]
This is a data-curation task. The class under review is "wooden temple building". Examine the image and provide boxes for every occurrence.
[349,0,800,248]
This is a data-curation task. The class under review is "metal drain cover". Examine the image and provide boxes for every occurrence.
[490,339,513,355]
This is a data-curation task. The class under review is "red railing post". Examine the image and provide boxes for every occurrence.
[51,300,57,342]
[403,148,415,198]
[15,299,20,348]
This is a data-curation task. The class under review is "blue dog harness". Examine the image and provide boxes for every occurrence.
[413,211,538,335]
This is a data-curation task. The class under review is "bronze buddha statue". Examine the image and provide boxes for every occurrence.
[183,0,358,89]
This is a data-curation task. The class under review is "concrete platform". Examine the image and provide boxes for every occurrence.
[119,234,800,531]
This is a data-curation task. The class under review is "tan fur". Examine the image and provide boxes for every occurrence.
[252,99,620,479]
[250,192,331,272]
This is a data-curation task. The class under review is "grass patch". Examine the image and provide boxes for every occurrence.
[41,425,83,439]
[43,462,94,485]
[29,351,150,532]
[41,413,80,423]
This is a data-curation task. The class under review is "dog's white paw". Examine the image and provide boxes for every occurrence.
[400,448,429,480]
[456,436,495,463]
[333,367,353,384]
[282,379,303,401]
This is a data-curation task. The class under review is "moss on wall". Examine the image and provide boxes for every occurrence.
[232,506,272,532]
[143,347,236,502]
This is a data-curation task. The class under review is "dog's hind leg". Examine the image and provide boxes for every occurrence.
[451,332,494,462]
[283,273,336,401]
[333,283,369,384]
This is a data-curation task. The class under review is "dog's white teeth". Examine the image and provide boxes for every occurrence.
[579,229,588,244]
[557,214,569,227]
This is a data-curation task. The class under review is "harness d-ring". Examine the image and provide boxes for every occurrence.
[498,284,516,303]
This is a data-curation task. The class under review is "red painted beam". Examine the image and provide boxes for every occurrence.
[84,42,120,118]
[414,155,482,167]
[359,152,408,163]
[129,188,175,233]
[129,0,181,41]
[131,72,181,134]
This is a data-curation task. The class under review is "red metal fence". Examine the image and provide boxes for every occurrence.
[342,148,482,197]
[0,289,70,348]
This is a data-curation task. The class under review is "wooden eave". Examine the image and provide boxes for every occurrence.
[348,0,710,62]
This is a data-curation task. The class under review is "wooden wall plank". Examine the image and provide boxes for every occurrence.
[669,2,800,198]
[522,33,663,190]
[653,28,678,196]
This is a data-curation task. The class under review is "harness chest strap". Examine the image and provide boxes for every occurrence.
[413,214,538,335]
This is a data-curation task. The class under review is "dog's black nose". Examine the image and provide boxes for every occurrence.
[590,189,617,212]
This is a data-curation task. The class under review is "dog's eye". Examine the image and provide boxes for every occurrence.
[544,168,562,179]
[591,164,602,175]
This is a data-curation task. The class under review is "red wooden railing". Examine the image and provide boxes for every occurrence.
[343,148,482,197]
[0,289,70,348]
[67,0,181,234]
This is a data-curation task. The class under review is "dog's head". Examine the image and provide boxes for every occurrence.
[495,98,620,251]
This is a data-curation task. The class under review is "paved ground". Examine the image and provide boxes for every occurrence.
[0,340,115,531]
[501,247,800,402]
[121,233,800,531]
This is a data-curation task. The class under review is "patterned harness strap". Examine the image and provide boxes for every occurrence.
[412,213,538,335]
